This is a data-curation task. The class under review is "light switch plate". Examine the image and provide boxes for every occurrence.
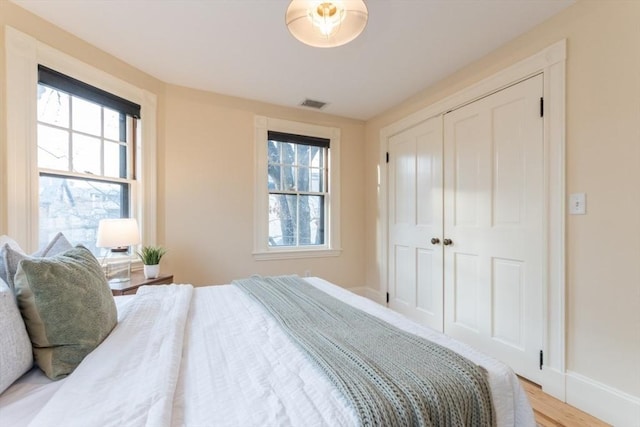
[569,193,586,215]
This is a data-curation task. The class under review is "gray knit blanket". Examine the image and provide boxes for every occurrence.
[233,275,496,427]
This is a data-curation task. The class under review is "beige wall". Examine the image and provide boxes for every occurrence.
[162,85,366,286]
[365,0,640,399]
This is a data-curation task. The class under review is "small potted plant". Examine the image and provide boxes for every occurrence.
[137,246,167,279]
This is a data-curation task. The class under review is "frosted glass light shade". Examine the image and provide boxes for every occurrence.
[286,0,368,48]
[96,218,140,248]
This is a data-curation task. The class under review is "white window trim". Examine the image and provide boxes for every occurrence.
[4,26,158,253]
[253,116,341,260]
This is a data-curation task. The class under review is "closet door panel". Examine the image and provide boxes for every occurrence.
[492,258,525,350]
[452,252,480,332]
[387,116,444,331]
[443,74,544,383]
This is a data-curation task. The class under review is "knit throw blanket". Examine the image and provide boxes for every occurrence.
[233,276,496,427]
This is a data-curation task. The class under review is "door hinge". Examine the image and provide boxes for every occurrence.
[540,97,544,118]
[386,152,390,163]
[386,292,390,303]
[539,350,544,370]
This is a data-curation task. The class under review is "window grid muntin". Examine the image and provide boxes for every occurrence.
[268,140,327,193]
[37,84,130,180]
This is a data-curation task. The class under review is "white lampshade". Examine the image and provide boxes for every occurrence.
[285,0,368,48]
[96,218,141,248]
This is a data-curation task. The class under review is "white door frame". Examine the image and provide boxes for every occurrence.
[378,40,566,399]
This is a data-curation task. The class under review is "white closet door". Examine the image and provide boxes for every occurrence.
[443,74,544,382]
[388,116,444,331]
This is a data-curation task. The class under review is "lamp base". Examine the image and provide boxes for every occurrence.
[105,254,131,284]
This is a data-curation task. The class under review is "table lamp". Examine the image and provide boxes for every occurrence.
[96,218,141,283]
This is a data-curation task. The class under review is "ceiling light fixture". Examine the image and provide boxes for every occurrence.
[286,0,368,48]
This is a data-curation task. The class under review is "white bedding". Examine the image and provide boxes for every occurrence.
[0,295,137,425]
[0,277,535,426]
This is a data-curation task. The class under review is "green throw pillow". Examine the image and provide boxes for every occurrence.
[14,245,117,380]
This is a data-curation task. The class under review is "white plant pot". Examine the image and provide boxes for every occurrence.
[143,264,160,279]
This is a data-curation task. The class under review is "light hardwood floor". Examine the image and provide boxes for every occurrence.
[519,378,610,426]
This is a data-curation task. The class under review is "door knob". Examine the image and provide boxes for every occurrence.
[430,238,440,245]
[443,238,453,246]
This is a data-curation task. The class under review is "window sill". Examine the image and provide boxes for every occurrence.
[253,248,342,261]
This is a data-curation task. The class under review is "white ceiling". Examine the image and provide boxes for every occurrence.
[12,0,574,120]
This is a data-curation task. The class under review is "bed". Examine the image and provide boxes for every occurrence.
[1,268,535,426]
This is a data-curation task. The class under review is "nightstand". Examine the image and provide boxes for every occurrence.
[110,270,174,296]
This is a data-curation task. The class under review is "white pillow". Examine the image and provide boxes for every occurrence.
[0,235,23,252]
[0,235,24,288]
[34,232,73,257]
[0,277,33,393]
[2,233,72,293]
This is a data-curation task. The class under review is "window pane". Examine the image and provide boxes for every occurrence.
[72,134,101,175]
[310,146,323,168]
[281,163,295,191]
[268,140,280,164]
[281,143,295,165]
[299,195,324,246]
[37,125,69,170]
[72,97,101,136]
[37,85,69,128]
[297,144,310,167]
[267,164,280,190]
[296,144,310,191]
[39,175,128,254]
[297,166,310,192]
[310,167,324,192]
[104,108,121,141]
[268,194,297,246]
[104,141,126,179]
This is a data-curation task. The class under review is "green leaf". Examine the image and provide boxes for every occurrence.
[136,246,167,265]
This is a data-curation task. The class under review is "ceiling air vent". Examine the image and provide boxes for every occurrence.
[300,99,327,110]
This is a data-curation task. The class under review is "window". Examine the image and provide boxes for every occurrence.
[37,66,141,254]
[5,27,158,254]
[254,116,341,259]
[267,131,328,247]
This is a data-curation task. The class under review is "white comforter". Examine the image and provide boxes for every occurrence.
[27,284,193,427]
[0,277,535,427]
